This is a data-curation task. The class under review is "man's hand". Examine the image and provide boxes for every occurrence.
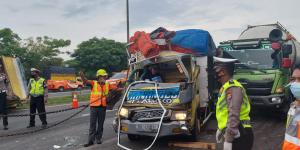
[216,129,224,143]
[234,130,240,139]
[223,142,232,150]
[79,71,84,77]
[44,96,48,104]
[26,95,31,103]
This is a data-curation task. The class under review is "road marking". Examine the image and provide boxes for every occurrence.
[81,113,90,117]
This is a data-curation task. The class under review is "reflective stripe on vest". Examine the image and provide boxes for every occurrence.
[285,134,300,146]
[283,106,300,150]
[89,81,109,107]
[29,78,45,96]
[216,79,251,130]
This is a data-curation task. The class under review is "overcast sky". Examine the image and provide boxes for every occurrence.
[0,0,299,59]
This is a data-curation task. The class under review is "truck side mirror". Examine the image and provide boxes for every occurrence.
[282,44,293,58]
[282,58,292,68]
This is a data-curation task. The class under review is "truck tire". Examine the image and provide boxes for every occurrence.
[127,134,141,141]
[58,86,64,92]
[191,108,201,141]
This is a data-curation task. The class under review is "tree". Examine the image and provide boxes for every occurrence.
[70,37,128,79]
[0,28,26,58]
[22,36,71,74]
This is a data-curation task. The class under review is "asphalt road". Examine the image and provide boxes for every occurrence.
[48,90,90,98]
[0,104,286,150]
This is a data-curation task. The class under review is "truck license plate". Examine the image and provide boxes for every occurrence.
[136,124,159,133]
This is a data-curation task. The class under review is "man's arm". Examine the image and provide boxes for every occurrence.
[224,87,243,142]
[43,80,48,103]
[79,71,88,84]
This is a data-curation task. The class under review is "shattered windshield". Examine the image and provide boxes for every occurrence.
[223,49,277,69]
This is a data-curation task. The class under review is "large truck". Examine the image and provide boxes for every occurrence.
[218,22,299,112]
[0,56,28,107]
[44,66,84,92]
[113,29,217,149]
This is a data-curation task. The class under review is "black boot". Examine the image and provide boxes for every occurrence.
[84,141,94,147]
[3,125,8,130]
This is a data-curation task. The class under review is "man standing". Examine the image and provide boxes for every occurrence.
[0,64,8,130]
[282,64,300,150]
[27,68,48,128]
[80,69,112,147]
[214,57,253,150]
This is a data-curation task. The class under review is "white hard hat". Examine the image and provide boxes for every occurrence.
[213,56,238,63]
[30,68,40,72]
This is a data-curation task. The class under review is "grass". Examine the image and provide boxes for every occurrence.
[16,94,90,109]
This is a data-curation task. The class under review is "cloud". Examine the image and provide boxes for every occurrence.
[0,0,299,60]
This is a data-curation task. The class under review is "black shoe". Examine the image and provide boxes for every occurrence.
[41,124,47,129]
[3,126,8,130]
[27,125,35,128]
[84,142,94,147]
[96,140,102,144]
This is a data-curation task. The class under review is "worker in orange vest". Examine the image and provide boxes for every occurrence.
[80,69,121,147]
[283,64,300,150]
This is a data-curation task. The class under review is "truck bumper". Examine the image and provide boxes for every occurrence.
[250,94,285,107]
[113,119,189,137]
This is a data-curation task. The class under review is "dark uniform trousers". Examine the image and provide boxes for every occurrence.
[232,124,254,150]
[29,96,47,125]
[0,92,8,126]
[88,106,106,143]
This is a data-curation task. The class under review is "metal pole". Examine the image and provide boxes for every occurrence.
[126,0,129,44]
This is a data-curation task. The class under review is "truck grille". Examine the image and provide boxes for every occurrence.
[238,79,273,96]
[130,109,167,122]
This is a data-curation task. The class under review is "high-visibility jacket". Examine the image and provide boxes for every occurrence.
[29,77,45,96]
[216,79,251,130]
[90,81,109,107]
[282,104,300,150]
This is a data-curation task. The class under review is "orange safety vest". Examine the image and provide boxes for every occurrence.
[89,81,109,107]
[282,104,300,150]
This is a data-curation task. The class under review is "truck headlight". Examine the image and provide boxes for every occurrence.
[172,111,187,120]
[119,108,129,118]
[275,87,284,93]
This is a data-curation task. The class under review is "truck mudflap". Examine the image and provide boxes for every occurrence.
[117,81,167,150]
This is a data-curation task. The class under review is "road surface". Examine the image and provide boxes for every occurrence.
[0,105,285,150]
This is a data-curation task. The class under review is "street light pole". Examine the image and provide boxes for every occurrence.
[126,0,129,44]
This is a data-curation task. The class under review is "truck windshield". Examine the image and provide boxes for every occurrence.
[223,49,278,69]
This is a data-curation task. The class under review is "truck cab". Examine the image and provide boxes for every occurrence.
[113,51,215,148]
[218,23,299,111]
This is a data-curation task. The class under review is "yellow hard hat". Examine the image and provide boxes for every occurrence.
[96,69,108,77]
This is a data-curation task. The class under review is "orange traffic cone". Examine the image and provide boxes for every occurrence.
[72,92,79,109]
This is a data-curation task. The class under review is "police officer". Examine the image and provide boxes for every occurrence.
[214,57,254,150]
[80,69,112,147]
[0,64,8,130]
[27,68,48,128]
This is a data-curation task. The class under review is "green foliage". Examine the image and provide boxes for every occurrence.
[0,28,26,58]
[23,36,70,73]
[70,37,128,79]
[0,28,71,77]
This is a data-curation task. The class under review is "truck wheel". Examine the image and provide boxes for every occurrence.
[58,86,64,92]
[191,109,201,141]
[127,134,140,141]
